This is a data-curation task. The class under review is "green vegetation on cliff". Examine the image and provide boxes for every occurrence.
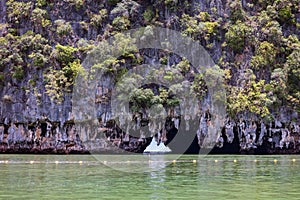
[0,0,299,121]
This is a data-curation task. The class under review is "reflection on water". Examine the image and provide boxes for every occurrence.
[147,155,171,200]
[148,162,167,199]
[1,155,300,199]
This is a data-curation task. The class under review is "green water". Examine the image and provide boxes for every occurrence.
[1,154,300,200]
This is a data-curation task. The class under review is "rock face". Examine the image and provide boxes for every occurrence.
[0,120,152,154]
[0,0,299,154]
[0,115,299,154]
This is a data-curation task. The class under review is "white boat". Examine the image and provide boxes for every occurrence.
[143,137,171,154]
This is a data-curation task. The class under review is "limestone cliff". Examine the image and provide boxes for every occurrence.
[0,0,299,153]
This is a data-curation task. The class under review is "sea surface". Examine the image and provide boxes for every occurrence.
[1,154,300,200]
